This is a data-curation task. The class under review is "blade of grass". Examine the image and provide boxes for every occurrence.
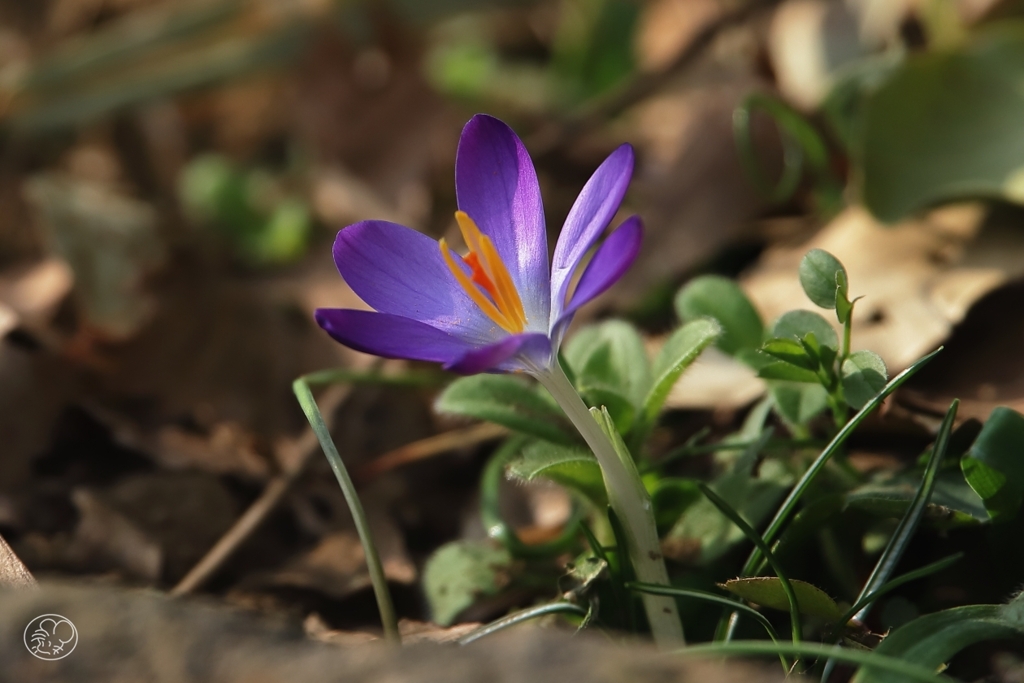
[853,399,958,622]
[699,483,803,645]
[821,400,959,682]
[293,376,399,644]
[718,349,941,641]
[839,552,963,627]
[580,521,628,624]
[742,349,942,577]
[457,602,588,645]
[626,582,783,646]
[678,641,946,683]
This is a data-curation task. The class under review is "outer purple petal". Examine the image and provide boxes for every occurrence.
[315,309,475,364]
[333,220,499,344]
[444,333,552,375]
[456,115,549,328]
[550,217,643,346]
[550,144,634,323]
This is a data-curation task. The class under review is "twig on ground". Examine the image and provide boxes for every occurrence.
[170,383,352,596]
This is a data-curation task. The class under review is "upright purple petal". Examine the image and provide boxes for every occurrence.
[456,115,549,329]
[445,332,552,375]
[551,216,643,345]
[549,144,634,322]
[333,220,500,345]
[315,309,474,364]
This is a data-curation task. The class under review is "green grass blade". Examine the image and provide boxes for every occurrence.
[854,400,958,622]
[626,582,782,645]
[293,376,399,644]
[699,483,802,644]
[679,641,947,683]
[457,602,588,645]
[839,553,964,627]
[740,348,942,577]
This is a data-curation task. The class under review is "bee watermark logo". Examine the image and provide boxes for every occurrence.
[24,614,78,660]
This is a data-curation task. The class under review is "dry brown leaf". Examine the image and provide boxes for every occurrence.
[156,422,270,480]
[742,204,1016,371]
[0,533,36,590]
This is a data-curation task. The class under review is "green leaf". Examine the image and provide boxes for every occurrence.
[861,25,1024,222]
[641,318,721,427]
[772,310,839,351]
[852,594,1024,683]
[770,382,829,426]
[841,350,889,410]
[846,470,988,529]
[846,400,957,630]
[722,577,843,621]
[758,361,821,383]
[835,270,854,324]
[564,320,651,412]
[761,338,818,371]
[675,276,764,356]
[507,441,607,508]
[665,435,791,565]
[799,249,848,310]
[962,406,1024,520]
[436,375,576,445]
[423,540,514,626]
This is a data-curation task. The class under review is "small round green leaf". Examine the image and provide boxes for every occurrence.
[675,276,764,356]
[771,382,829,426]
[772,310,839,350]
[962,406,1024,520]
[799,249,848,310]
[842,350,889,410]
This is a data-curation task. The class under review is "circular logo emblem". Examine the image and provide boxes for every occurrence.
[24,614,78,660]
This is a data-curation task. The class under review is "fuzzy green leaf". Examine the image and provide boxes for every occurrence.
[507,441,607,508]
[641,318,721,426]
[565,320,651,412]
[436,375,575,444]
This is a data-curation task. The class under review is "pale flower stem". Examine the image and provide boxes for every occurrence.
[532,361,685,648]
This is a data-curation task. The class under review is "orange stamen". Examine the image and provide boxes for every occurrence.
[441,212,528,333]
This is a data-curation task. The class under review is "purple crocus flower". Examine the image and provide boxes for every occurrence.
[315,114,642,375]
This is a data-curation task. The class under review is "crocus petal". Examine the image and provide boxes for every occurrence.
[550,217,643,346]
[315,309,474,364]
[444,332,552,375]
[333,220,500,344]
[456,115,549,328]
[549,144,634,322]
